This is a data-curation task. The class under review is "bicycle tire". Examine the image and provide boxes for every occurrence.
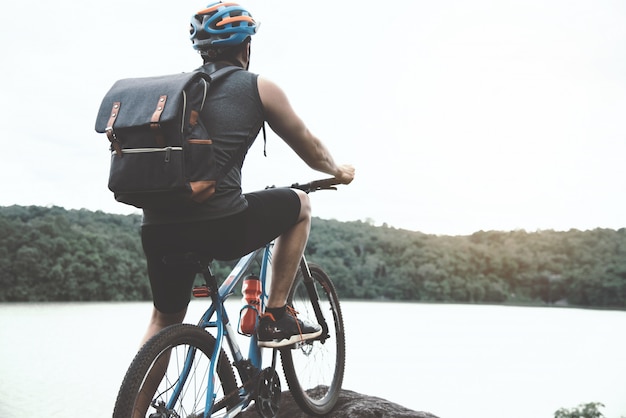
[280,263,346,415]
[113,324,238,418]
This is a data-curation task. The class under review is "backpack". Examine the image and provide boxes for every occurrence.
[94,65,242,210]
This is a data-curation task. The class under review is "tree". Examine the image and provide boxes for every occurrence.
[554,402,605,418]
[1,205,626,307]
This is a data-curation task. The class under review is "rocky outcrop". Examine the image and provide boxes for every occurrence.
[239,389,439,417]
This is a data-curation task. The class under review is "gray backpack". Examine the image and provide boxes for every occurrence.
[95,65,242,209]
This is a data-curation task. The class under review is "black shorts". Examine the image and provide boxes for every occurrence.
[141,188,301,313]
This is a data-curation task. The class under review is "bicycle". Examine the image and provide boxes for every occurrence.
[112,178,346,418]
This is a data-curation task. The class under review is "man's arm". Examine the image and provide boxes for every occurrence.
[257,76,354,184]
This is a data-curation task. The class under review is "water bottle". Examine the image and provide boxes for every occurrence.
[240,275,262,335]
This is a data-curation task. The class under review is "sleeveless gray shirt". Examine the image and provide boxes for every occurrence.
[142,67,264,225]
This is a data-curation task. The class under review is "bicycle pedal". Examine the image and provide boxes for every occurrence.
[192,285,211,298]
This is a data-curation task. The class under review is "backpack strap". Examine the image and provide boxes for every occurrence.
[206,65,241,82]
[196,61,242,81]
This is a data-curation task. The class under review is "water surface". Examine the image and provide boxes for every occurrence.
[0,301,624,418]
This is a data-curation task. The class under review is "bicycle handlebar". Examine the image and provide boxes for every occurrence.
[266,178,341,194]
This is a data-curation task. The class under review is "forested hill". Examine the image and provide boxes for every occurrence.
[1,205,625,308]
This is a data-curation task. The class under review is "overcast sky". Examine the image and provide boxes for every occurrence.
[1,0,624,235]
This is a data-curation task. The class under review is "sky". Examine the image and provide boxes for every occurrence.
[1,0,625,236]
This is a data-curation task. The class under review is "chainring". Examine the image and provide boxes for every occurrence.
[255,367,281,418]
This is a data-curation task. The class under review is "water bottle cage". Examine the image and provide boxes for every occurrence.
[238,303,261,336]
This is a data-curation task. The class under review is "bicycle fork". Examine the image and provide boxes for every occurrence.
[300,257,331,341]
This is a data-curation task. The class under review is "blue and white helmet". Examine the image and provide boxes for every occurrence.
[190,2,259,53]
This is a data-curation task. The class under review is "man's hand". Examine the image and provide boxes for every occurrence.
[335,164,355,185]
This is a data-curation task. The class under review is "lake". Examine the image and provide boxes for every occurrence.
[0,301,625,418]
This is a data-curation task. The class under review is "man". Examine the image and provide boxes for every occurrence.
[139,1,355,348]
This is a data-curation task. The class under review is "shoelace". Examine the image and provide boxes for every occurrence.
[261,307,304,341]
[286,305,304,340]
[260,312,276,321]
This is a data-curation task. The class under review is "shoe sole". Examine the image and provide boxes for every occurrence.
[258,329,323,348]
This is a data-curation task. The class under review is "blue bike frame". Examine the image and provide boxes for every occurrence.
[165,243,273,417]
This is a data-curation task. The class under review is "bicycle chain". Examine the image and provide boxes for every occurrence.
[211,374,258,413]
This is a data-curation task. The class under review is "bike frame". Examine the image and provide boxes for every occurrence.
[164,242,329,417]
[166,243,272,417]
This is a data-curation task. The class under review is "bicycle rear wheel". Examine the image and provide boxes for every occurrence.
[280,263,345,415]
[113,324,238,418]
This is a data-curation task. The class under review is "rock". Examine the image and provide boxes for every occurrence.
[238,388,439,417]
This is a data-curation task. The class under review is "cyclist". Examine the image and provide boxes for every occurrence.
[139,2,355,349]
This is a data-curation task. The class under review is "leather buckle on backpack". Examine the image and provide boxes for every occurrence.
[106,128,123,157]
[151,95,168,147]
[106,102,123,157]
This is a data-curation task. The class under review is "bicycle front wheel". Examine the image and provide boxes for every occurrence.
[113,324,238,418]
[280,263,346,415]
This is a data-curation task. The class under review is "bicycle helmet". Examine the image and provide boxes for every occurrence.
[190,2,258,54]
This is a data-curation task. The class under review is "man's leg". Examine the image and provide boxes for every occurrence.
[258,189,322,347]
[266,189,311,308]
[140,307,187,346]
[133,307,187,418]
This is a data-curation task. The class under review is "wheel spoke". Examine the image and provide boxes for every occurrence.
[113,324,238,418]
